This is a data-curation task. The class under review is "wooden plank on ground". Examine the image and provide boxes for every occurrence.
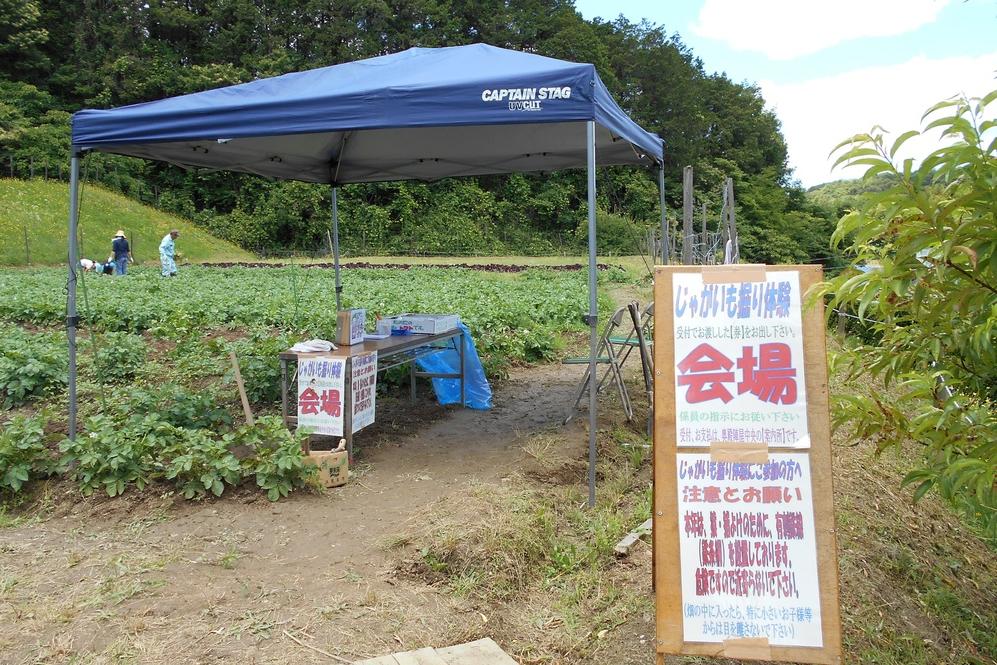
[436,638,518,664]
[614,517,652,556]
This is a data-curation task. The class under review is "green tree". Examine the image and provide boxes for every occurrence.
[0,0,49,79]
[817,91,997,540]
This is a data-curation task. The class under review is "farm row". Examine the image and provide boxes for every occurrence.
[0,265,606,502]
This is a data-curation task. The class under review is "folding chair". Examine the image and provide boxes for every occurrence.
[563,304,634,424]
[598,301,654,392]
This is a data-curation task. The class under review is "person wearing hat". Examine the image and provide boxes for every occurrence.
[111,230,133,276]
[159,229,180,277]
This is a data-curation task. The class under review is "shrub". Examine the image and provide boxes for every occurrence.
[0,413,54,492]
[819,90,997,540]
[574,210,644,255]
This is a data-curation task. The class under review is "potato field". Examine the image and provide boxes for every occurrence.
[0,265,606,503]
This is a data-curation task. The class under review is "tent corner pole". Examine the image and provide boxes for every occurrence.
[586,120,598,508]
[67,149,82,441]
[331,186,343,311]
[658,152,668,265]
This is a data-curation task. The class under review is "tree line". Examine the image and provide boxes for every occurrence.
[1,0,838,262]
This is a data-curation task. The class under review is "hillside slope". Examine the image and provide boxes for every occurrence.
[0,179,252,266]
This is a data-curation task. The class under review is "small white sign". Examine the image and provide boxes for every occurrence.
[351,351,377,433]
[349,309,366,345]
[297,356,346,436]
[677,453,823,647]
[672,271,810,449]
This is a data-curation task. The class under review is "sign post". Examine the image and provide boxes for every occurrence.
[654,265,842,664]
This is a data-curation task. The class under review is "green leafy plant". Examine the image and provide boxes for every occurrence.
[0,412,54,492]
[161,429,241,499]
[817,90,996,540]
[230,416,314,501]
[109,383,233,431]
[0,326,67,408]
[59,414,176,497]
[226,332,294,405]
[89,331,147,381]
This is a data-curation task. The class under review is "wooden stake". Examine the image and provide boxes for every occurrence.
[682,166,694,265]
[229,350,255,425]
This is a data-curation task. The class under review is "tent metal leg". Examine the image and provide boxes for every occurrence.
[658,161,668,265]
[331,187,343,311]
[586,120,598,508]
[67,152,81,440]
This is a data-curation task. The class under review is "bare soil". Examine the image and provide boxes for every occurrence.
[0,363,596,664]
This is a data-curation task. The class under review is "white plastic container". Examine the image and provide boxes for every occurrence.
[390,313,460,334]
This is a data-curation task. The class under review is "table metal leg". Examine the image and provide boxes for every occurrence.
[410,359,417,402]
[344,358,354,461]
[280,358,289,428]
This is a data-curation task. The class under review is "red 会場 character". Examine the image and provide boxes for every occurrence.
[677,343,735,403]
[299,387,320,415]
[320,389,342,417]
[737,342,797,404]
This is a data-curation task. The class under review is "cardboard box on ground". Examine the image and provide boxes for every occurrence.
[304,439,349,488]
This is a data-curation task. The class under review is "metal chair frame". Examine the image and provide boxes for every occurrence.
[563,304,634,424]
[597,301,654,393]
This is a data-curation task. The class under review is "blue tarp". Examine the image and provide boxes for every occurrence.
[416,324,492,410]
[71,44,662,184]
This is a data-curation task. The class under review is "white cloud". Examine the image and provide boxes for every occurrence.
[692,0,951,59]
[760,53,997,186]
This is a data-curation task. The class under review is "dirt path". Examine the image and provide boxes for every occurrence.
[0,364,590,664]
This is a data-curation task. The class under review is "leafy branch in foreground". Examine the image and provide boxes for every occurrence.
[815,90,996,541]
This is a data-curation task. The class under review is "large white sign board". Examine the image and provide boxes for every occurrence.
[672,271,810,449]
[677,453,823,647]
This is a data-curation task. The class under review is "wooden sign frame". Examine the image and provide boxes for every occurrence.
[653,265,842,664]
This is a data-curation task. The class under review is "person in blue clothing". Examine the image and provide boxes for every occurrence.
[110,230,132,275]
[159,229,179,277]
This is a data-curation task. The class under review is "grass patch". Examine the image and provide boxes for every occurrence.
[398,426,652,661]
[0,178,251,266]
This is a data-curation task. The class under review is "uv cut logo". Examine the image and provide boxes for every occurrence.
[480,86,572,112]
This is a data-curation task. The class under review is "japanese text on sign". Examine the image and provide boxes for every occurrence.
[677,453,823,647]
[297,356,346,436]
[673,272,810,449]
[351,351,377,433]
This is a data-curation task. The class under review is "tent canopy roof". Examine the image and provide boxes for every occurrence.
[71,44,662,184]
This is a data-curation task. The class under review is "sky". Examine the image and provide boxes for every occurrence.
[573,0,997,187]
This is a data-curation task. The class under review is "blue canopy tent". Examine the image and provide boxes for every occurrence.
[68,43,668,505]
